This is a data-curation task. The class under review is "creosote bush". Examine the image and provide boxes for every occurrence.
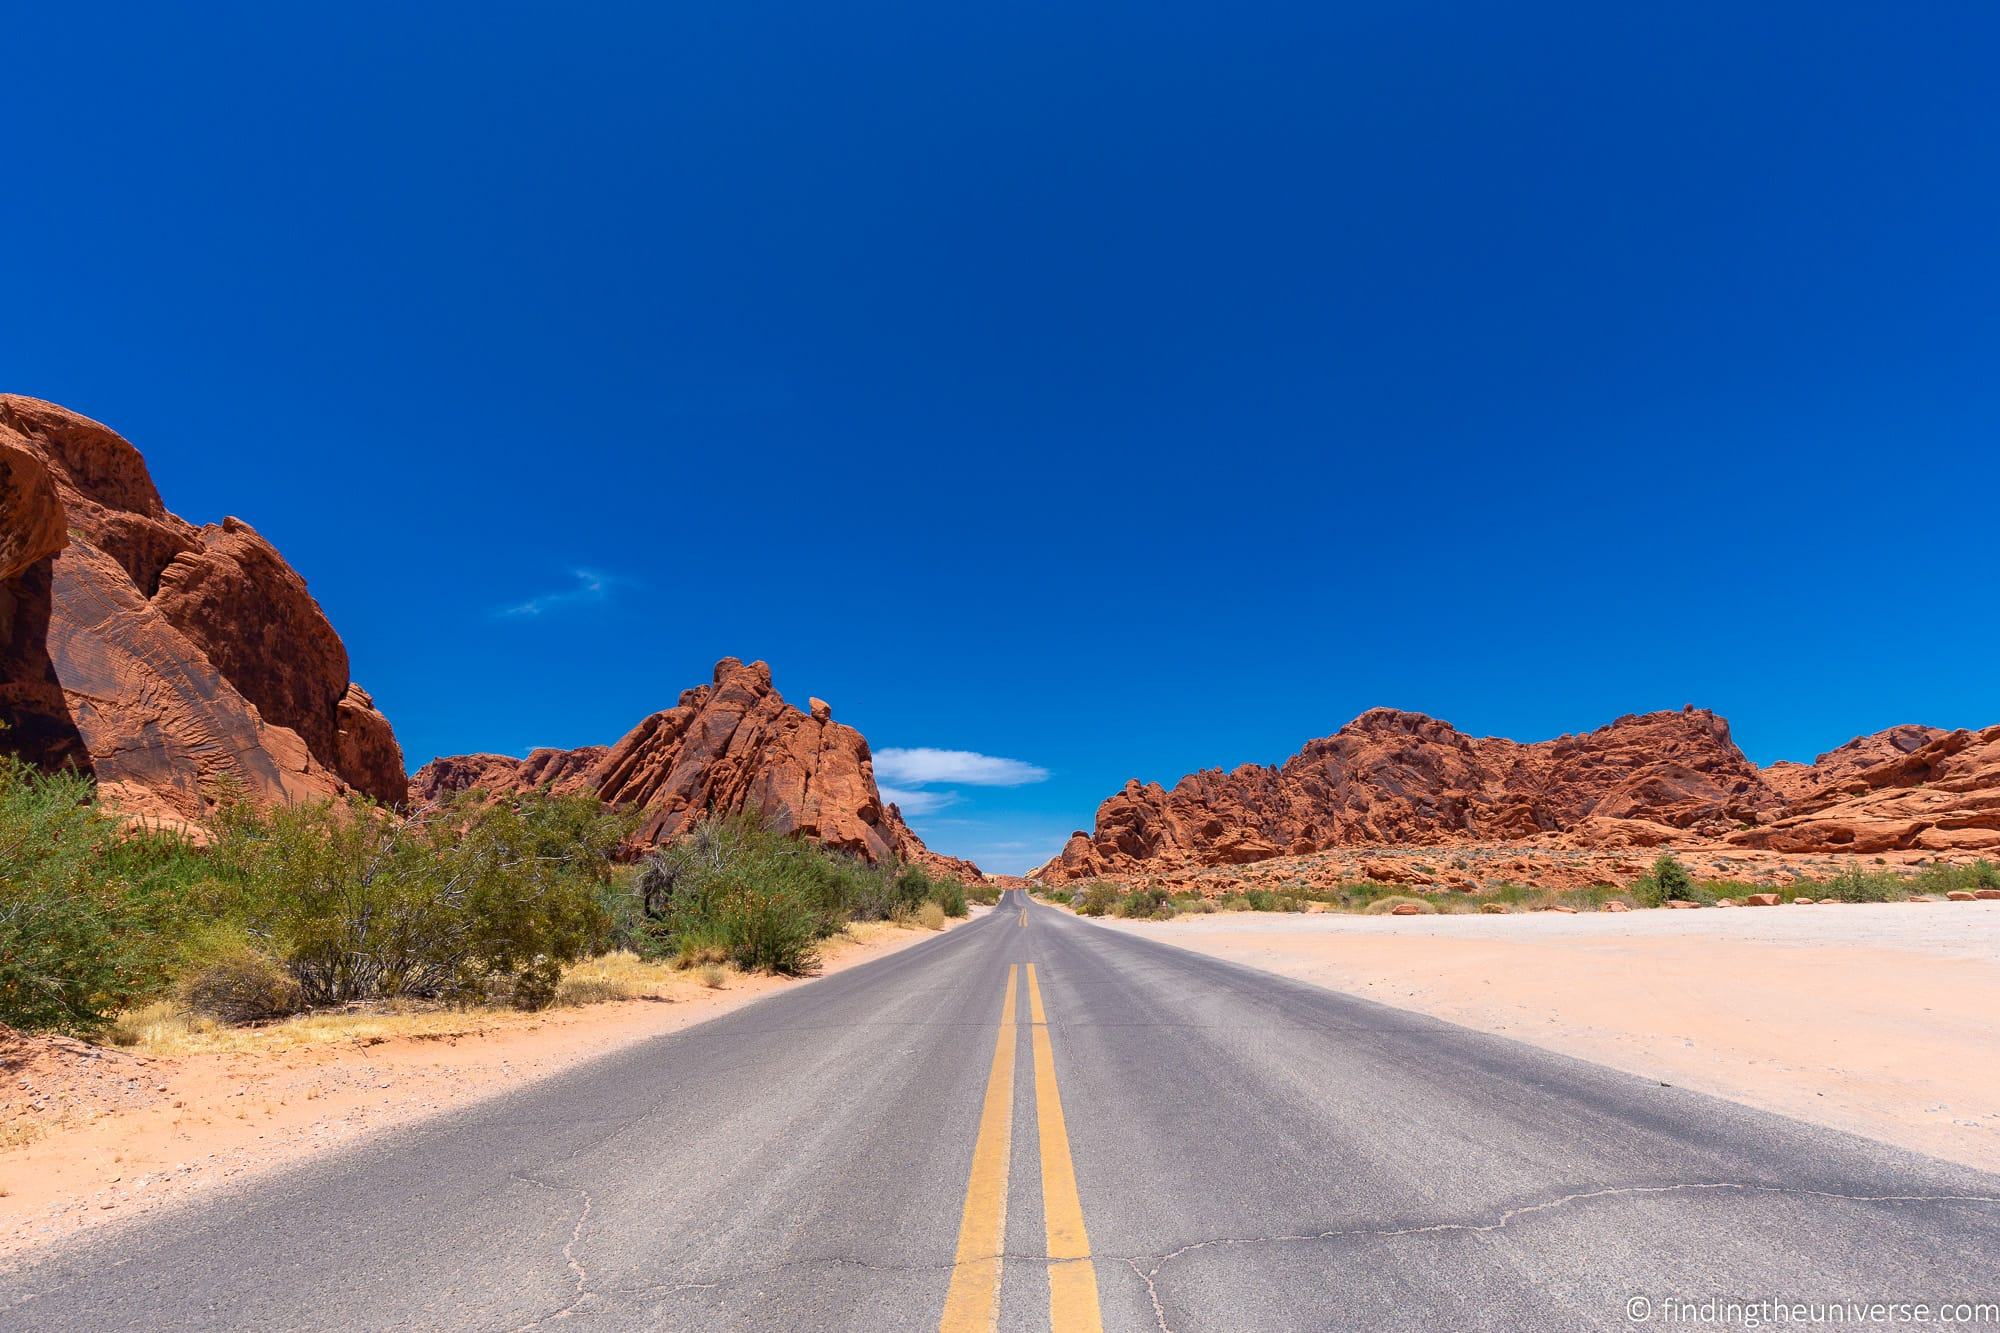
[607,816,971,976]
[0,756,630,1032]
[1071,881,1121,917]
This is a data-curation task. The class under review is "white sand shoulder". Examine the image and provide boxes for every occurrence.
[1093,902,2000,1173]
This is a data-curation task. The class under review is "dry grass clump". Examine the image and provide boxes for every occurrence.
[555,950,686,1006]
[1363,895,1436,915]
[698,963,728,989]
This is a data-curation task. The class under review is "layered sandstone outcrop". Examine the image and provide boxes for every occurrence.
[413,659,980,879]
[1046,707,2000,880]
[0,395,407,821]
[1730,725,2000,855]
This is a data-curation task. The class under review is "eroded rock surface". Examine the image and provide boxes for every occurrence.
[1049,707,1999,880]
[0,395,407,821]
[413,659,979,879]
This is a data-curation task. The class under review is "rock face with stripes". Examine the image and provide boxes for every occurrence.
[0,395,407,824]
[412,657,981,879]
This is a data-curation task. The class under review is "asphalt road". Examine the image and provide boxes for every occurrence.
[5,889,1998,1331]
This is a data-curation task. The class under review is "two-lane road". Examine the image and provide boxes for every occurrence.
[6,890,1998,1330]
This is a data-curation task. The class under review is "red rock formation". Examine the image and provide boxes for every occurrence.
[1762,725,1946,804]
[413,659,980,879]
[1048,705,1778,880]
[0,395,407,820]
[1731,725,2000,855]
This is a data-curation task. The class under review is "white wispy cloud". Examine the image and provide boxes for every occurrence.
[498,569,624,618]
[874,748,1050,787]
[878,785,961,817]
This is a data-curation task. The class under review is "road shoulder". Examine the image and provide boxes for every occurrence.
[0,910,990,1260]
[1088,903,2000,1173]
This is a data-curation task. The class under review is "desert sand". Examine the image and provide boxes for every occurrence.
[0,913,982,1260]
[1093,901,2000,1173]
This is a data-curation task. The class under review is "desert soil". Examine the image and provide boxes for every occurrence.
[0,912,983,1259]
[1094,901,2000,1174]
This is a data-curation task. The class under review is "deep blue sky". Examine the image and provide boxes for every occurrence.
[8,4,1997,872]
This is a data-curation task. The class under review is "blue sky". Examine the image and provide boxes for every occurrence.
[6,3,1997,873]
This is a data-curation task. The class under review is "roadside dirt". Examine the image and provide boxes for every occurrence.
[0,912,982,1259]
[1094,901,2000,1174]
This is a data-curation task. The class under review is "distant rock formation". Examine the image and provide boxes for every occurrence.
[0,396,407,822]
[413,658,981,880]
[1045,707,1999,879]
[1731,724,2000,856]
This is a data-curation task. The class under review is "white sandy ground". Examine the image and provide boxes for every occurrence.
[0,910,988,1260]
[1092,901,2000,1175]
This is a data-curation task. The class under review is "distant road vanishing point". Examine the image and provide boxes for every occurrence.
[6,890,1998,1331]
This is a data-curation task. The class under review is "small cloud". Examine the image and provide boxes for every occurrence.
[879,785,961,817]
[498,569,625,618]
[875,748,1050,788]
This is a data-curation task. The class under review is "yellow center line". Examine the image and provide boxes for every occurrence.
[1026,964,1105,1333]
[938,965,1018,1333]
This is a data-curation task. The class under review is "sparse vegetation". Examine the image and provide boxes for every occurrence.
[607,816,968,976]
[1631,853,1696,908]
[1071,881,1122,916]
[0,759,973,1036]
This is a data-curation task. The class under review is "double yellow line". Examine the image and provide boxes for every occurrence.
[938,962,1103,1332]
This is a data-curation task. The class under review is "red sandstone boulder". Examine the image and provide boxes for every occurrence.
[0,396,407,817]
[1743,893,1781,906]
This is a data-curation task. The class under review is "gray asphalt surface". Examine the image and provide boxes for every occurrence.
[4,888,1998,1331]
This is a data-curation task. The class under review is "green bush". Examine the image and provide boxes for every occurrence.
[1114,887,1170,919]
[1072,881,1121,916]
[966,881,1003,906]
[1810,865,1909,903]
[0,759,203,1034]
[208,791,627,1008]
[614,817,974,975]
[1631,853,1696,907]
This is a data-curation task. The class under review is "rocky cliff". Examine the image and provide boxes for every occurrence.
[413,658,980,880]
[1046,707,1999,879]
[0,396,407,822]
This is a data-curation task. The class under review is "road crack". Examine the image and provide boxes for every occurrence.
[1116,1182,2000,1333]
[509,1173,596,1327]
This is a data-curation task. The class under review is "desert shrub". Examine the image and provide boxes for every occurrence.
[1215,893,1253,912]
[180,947,301,1025]
[627,816,920,975]
[1168,894,1215,914]
[209,790,628,1007]
[0,759,204,1034]
[966,881,1003,906]
[1241,888,1302,912]
[1114,887,1170,919]
[698,963,727,989]
[1810,865,1908,903]
[1910,859,1999,896]
[914,901,948,930]
[1072,881,1121,917]
[923,870,968,918]
[1630,853,1696,908]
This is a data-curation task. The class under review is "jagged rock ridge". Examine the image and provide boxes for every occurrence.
[1047,706,2000,879]
[413,658,980,880]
